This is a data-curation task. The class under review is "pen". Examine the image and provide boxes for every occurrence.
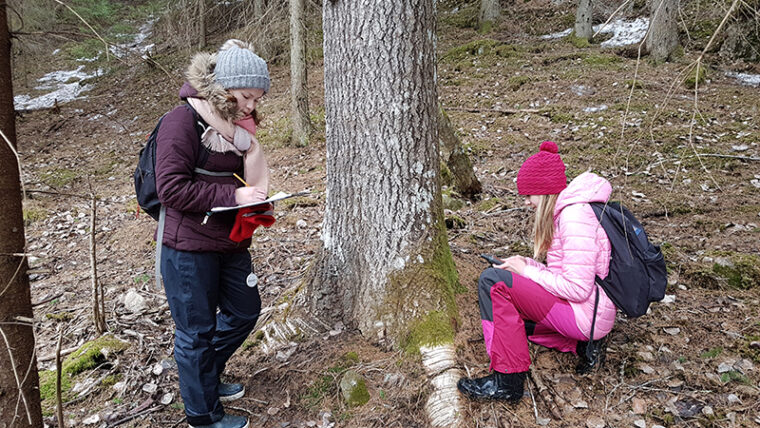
[233,173,249,187]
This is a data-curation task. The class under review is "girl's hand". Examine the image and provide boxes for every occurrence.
[235,186,267,205]
[495,256,527,275]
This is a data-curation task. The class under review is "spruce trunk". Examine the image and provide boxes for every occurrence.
[289,0,311,146]
[647,0,679,62]
[0,2,44,425]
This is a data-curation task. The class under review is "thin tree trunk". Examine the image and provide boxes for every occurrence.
[0,2,44,426]
[438,106,481,200]
[198,0,206,49]
[575,0,593,40]
[90,195,106,334]
[646,0,680,61]
[254,0,264,20]
[478,0,500,33]
[289,0,311,147]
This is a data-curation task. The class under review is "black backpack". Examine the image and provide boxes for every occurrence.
[133,105,210,220]
[590,201,667,318]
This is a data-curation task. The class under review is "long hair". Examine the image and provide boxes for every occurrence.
[532,193,560,260]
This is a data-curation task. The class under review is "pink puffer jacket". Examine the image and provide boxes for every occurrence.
[522,172,615,340]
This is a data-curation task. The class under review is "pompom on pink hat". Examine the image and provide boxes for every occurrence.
[516,141,567,195]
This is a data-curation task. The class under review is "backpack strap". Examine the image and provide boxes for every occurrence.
[586,286,600,361]
[155,205,167,290]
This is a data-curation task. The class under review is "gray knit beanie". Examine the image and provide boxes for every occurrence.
[214,41,270,93]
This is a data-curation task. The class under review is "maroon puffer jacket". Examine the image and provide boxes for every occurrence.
[154,83,251,252]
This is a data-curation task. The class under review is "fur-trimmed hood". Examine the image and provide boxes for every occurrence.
[183,52,241,121]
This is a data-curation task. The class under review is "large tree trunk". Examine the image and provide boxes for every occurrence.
[575,0,593,40]
[478,0,500,33]
[312,0,458,345]
[646,0,679,62]
[438,106,481,200]
[289,0,311,146]
[0,2,44,426]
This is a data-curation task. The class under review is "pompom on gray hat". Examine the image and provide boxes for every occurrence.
[214,39,270,93]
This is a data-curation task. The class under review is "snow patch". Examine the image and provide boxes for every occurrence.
[14,65,102,111]
[541,18,650,48]
[109,19,157,58]
[726,71,760,87]
[584,104,608,113]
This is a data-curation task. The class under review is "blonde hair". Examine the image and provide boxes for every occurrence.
[532,194,559,260]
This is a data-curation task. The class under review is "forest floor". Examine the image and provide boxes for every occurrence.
[11,1,760,427]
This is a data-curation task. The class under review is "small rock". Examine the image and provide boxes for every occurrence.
[750,341,760,349]
[663,327,680,335]
[632,397,647,414]
[83,414,100,425]
[702,406,714,417]
[160,358,177,370]
[727,393,741,404]
[661,295,676,304]
[112,381,127,394]
[736,359,754,372]
[537,417,551,425]
[152,362,164,376]
[717,362,733,373]
[142,382,157,394]
[296,219,307,228]
[585,416,605,428]
[160,392,174,405]
[638,364,655,374]
[572,399,588,409]
[124,288,147,313]
[732,144,749,152]
[634,419,646,428]
[339,370,370,407]
[267,407,279,416]
[637,351,655,362]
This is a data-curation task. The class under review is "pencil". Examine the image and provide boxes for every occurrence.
[233,173,249,187]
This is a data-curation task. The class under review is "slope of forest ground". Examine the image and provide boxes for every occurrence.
[10,0,760,427]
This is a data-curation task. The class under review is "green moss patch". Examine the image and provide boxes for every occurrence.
[711,252,760,289]
[441,39,521,63]
[278,196,320,210]
[476,197,502,212]
[439,3,478,29]
[402,311,456,354]
[63,334,130,376]
[684,66,707,89]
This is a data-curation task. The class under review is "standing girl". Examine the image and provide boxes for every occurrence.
[458,141,616,402]
[154,39,271,428]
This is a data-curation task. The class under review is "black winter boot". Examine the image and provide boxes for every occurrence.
[457,371,526,402]
[575,337,607,374]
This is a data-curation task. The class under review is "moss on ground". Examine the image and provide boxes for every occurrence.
[711,252,760,289]
[63,334,130,375]
[684,66,707,89]
[441,39,522,63]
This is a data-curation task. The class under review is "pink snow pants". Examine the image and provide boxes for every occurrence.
[478,267,587,373]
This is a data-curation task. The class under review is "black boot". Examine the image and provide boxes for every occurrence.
[575,337,607,374]
[457,371,526,402]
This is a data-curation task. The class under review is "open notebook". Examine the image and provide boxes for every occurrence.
[210,191,310,213]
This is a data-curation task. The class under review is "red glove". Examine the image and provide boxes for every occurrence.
[229,204,275,242]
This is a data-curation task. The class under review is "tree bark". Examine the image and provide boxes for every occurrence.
[0,2,44,426]
[254,0,264,19]
[438,106,481,200]
[646,0,680,62]
[308,0,459,346]
[289,0,311,147]
[478,0,500,33]
[575,0,593,40]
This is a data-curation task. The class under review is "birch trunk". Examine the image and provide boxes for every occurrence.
[289,0,311,146]
[575,0,593,40]
[646,0,680,62]
[0,2,44,425]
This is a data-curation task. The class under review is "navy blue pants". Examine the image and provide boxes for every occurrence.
[161,246,261,426]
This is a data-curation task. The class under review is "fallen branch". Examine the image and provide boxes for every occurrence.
[106,405,164,427]
[32,292,64,307]
[528,369,562,420]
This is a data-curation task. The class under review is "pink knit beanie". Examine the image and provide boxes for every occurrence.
[516,141,567,195]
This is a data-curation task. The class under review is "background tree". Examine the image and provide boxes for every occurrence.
[254,0,264,19]
[438,106,481,200]
[289,0,311,146]
[478,0,500,33]
[647,0,680,61]
[0,1,44,425]
[575,0,593,40]
[198,0,206,49]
